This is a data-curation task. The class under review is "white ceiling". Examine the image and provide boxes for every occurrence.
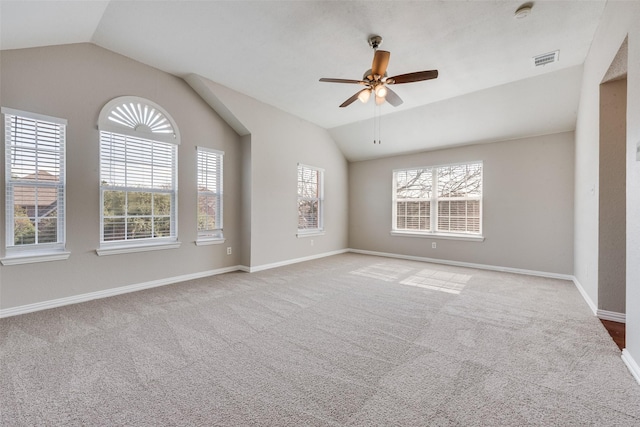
[0,1,606,161]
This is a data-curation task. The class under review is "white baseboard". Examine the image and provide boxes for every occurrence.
[597,310,626,323]
[0,265,243,319]
[247,249,350,273]
[347,248,574,281]
[571,276,598,316]
[622,349,640,385]
[0,249,348,318]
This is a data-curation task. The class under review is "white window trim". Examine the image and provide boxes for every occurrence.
[196,146,224,245]
[392,161,483,238]
[297,163,324,234]
[2,107,68,264]
[390,231,485,242]
[296,230,326,238]
[1,250,71,266]
[195,238,226,246]
[97,97,179,251]
[98,96,180,145]
[96,240,181,256]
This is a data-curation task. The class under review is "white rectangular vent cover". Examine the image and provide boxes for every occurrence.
[533,50,559,67]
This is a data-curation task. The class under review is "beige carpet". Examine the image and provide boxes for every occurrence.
[1,253,639,426]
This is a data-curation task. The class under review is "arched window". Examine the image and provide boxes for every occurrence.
[97,96,180,254]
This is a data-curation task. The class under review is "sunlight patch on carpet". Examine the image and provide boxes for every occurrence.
[400,269,472,294]
[350,263,414,282]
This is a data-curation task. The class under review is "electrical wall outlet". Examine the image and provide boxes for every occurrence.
[432,242,436,249]
[226,247,232,255]
[636,141,640,161]
[310,239,314,246]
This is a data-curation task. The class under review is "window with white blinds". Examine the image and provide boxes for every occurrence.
[393,162,482,236]
[3,108,67,255]
[98,97,180,251]
[197,147,223,241]
[297,164,324,233]
[100,131,177,244]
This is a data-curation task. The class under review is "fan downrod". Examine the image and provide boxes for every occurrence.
[368,35,383,50]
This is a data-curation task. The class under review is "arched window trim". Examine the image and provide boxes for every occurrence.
[98,96,180,145]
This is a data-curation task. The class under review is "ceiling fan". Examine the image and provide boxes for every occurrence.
[319,35,438,108]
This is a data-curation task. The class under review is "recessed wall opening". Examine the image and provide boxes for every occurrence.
[598,37,628,330]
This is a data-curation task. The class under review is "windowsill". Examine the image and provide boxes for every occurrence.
[96,241,181,256]
[195,238,226,246]
[390,231,485,242]
[297,230,325,238]
[1,250,71,266]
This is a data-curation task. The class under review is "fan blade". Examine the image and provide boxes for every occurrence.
[384,87,403,107]
[339,89,369,108]
[387,70,438,84]
[319,78,366,84]
[371,50,390,78]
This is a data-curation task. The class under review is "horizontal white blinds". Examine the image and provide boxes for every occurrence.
[394,162,482,235]
[197,148,222,193]
[197,148,223,235]
[4,110,66,248]
[297,164,323,231]
[100,131,177,243]
[100,131,175,189]
[6,114,64,180]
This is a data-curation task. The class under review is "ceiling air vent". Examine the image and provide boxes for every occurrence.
[533,50,559,67]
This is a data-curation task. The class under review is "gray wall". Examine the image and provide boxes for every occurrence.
[349,132,575,275]
[575,1,640,365]
[185,77,350,269]
[0,43,242,309]
[598,77,626,314]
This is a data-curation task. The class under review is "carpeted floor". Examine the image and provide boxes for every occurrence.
[1,253,639,426]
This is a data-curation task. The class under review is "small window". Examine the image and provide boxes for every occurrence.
[393,162,482,236]
[98,97,180,254]
[3,108,67,260]
[197,147,224,243]
[297,163,324,235]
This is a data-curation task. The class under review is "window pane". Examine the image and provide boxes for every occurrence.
[103,190,125,216]
[154,216,171,237]
[103,218,126,241]
[298,199,319,229]
[14,205,36,245]
[197,194,217,231]
[438,217,450,231]
[468,217,480,233]
[127,192,153,216]
[468,200,480,216]
[396,169,431,199]
[127,217,152,239]
[438,163,482,197]
[396,201,430,231]
[38,209,58,243]
[154,193,171,216]
[438,201,450,216]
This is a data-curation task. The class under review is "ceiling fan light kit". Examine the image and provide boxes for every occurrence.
[358,89,371,103]
[319,34,439,108]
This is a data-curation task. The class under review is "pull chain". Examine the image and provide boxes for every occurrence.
[373,104,381,144]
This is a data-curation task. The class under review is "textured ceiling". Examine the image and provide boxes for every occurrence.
[0,1,606,161]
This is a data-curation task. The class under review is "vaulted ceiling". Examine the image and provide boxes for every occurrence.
[0,1,606,161]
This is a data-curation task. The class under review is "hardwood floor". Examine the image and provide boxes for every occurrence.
[601,319,625,350]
